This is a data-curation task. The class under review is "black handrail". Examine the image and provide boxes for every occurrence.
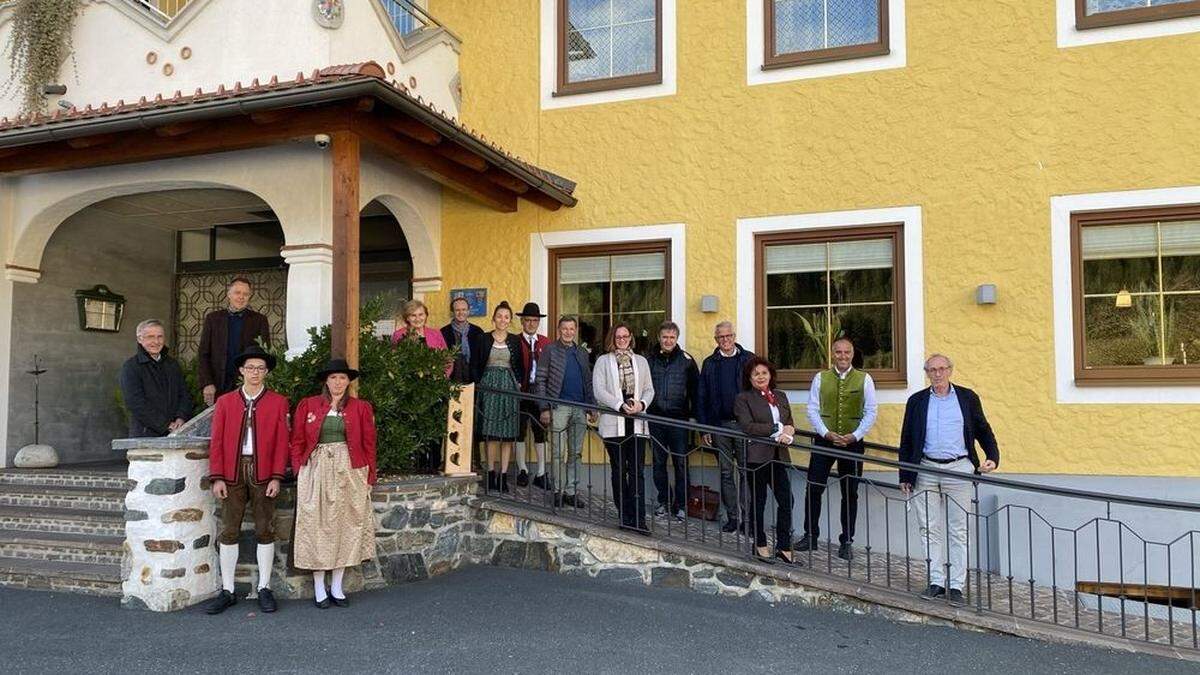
[475,385,1200,514]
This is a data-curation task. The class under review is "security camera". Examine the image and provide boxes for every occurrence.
[313,133,331,149]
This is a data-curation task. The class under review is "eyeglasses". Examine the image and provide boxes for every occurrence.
[925,366,952,374]
[241,366,269,372]
[615,334,632,341]
[715,333,735,340]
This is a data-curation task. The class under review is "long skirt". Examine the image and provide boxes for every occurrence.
[294,442,376,570]
[479,366,519,441]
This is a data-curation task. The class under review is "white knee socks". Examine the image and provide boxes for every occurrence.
[330,567,346,599]
[515,442,529,472]
[312,570,327,602]
[535,442,546,475]
[218,543,238,594]
[256,543,274,591]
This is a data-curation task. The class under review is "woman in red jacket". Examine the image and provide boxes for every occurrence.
[290,359,377,609]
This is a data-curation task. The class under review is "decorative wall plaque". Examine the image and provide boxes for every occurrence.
[312,0,344,28]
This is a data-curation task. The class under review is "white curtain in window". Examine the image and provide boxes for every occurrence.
[1161,220,1200,257]
[1081,223,1157,260]
[764,238,892,275]
[558,252,665,284]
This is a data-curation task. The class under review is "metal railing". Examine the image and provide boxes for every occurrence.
[468,385,1200,653]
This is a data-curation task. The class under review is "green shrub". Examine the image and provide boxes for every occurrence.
[266,298,457,475]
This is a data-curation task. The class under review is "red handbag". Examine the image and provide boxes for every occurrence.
[687,485,720,521]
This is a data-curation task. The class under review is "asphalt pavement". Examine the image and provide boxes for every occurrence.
[2,565,1193,674]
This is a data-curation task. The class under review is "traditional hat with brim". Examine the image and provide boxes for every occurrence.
[515,302,546,318]
[232,345,277,371]
[315,358,360,382]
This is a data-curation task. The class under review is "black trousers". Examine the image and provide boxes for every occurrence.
[747,461,792,550]
[649,423,688,512]
[802,438,865,543]
[603,419,647,529]
[517,399,548,444]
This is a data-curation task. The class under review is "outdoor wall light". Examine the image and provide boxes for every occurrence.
[975,284,998,305]
[74,285,126,332]
[700,295,719,313]
[1115,289,1132,308]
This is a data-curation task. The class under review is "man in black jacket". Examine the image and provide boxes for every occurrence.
[646,321,698,521]
[198,277,271,406]
[696,321,755,533]
[441,296,484,384]
[898,353,999,606]
[119,319,193,437]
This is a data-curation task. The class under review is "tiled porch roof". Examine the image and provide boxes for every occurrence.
[0,61,576,198]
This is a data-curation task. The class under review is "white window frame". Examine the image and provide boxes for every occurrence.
[736,205,924,404]
[1051,185,1200,403]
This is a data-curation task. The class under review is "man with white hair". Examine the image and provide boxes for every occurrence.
[696,320,755,533]
[898,353,999,606]
[119,319,193,437]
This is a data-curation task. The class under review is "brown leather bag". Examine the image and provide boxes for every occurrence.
[687,485,720,521]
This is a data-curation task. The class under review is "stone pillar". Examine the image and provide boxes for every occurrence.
[116,436,219,611]
[0,267,37,468]
[281,244,333,356]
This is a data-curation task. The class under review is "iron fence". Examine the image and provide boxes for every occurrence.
[470,384,1200,653]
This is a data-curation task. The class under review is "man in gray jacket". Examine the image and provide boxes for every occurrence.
[535,315,594,508]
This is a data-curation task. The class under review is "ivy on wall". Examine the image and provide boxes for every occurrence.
[5,0,80,115]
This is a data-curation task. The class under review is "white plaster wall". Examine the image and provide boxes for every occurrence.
[0,0,461,120]
[359,151,442,284]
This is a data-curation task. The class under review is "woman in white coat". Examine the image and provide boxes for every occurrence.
[592,323,655,534]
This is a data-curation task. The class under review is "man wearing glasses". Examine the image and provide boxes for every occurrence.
[898,354,1000,607]
[696,321,755,533]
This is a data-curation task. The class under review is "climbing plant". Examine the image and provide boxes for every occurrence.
[5,0,80,115]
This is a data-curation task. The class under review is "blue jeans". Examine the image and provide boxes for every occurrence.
[650,423,689,512]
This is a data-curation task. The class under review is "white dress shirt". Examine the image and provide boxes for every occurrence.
[805,367,878,441]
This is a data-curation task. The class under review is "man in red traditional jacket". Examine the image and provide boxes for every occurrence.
[515,302,551,488]
[204,345,290,615]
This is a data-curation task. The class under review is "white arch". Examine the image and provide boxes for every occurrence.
[359,153,443,291]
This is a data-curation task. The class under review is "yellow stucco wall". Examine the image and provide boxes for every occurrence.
[426,1,1200,477]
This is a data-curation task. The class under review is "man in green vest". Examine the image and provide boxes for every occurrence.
[799,337,878,560]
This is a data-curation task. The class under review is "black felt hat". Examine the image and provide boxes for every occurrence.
[516,302,546,318]
[315,358,360,382]
[232,345,276,371]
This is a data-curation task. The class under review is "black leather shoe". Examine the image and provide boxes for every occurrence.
[516,470,529,487]
[313,596,331,609]
[531,473,549,490]
[721,518,739,534]
[837,542,853,561]
[205,590,237,615]
[919,584,946,600]
[562,494,587,509]
[501,473,511,493]
[775,549,798,565]
[330,595,349,608]
[948,588,966,607]
[257,587,277,613]
[487,470,499,491]
[793,534,819,551]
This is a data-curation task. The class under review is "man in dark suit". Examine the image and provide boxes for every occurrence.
[898,353,999,607]
[441,296,484,384]
[198,277,271,406]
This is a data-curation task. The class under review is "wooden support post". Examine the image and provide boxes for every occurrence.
[330,130,361,367]
[443,384,475,476]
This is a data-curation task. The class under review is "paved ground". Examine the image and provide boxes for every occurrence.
[2,566,1192,674]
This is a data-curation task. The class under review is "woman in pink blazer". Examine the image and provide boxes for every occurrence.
[391,299,448,350]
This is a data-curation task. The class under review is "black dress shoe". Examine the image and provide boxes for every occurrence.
[257,587,277,613]
[531,473,549,490]
[313,596,331,609]
[794,534,820,551]
[753,548,776,564]
[501,473,511,493]
[330,595,349,608]
[919,584,946,600]
[721,519,739,534]
[948,588,966,607]
[487,470,499,491]
[562,494,587,509]
[837,542,853,561]
[516,470,529,487]
[205,590,237,615]
[775,549,798,565]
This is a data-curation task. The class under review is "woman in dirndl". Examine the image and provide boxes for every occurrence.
[468,301,525,494]
[290,359,377,609]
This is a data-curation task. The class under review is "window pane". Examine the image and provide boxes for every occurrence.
[576,314,606,353]
[614,311,665,345]
[766,307,827,370]
[214,223,284,260]
[1081,223,1158,295]
[1166,295,1200,365]
[567,27,611,82]
[829,238,893,303]
[613,278,664,313]
[180,230,209,262]
[612,21,656,77]
[831,305,894,369]
[774,0,880,55]
[1086,0,1194,16]
[614,0,655,22]
[568,0,610,29]
[559,256,611,284]
[765,242,826,306]
[1083,295,1159,367]
[1161,220,1200,293]
[560,282,607,316]
[611,252,665,281]
[566,0,656,83]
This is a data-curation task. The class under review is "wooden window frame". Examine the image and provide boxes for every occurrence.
[1075,0,1200,30]
[555,0,663,96]
[763,0,889,70]
[755,224,906,389]
[1070,204,1200,386]
[547,240,672,349]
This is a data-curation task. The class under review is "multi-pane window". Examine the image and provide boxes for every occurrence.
[764,0,888,69]
[556,0,662,95]
[551,243,670,355]
[1076,0,1200,30]
[757,226,905,387]
[1073,207,1200,383]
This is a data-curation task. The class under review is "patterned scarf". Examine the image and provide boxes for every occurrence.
[615,351,635,399]
[759,387,777,407]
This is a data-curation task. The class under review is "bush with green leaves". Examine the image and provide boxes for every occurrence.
[266,298,457,476]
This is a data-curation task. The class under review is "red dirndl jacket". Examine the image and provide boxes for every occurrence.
[208,389,290,485]
[289,395,378,485]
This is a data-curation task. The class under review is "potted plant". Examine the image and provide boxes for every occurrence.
[1127,301,1176,366]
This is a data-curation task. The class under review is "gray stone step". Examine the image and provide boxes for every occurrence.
[0,529,125,566]
[0,556,121,597]
[0,469,133,491]
[0,485,127,513]
[0,505,127,538]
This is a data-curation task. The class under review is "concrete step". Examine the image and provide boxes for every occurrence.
[0,556,121,597]
[0,505,127,538]
[0,485,127,513]
[0,529,125,566]
[0,469,133,491]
